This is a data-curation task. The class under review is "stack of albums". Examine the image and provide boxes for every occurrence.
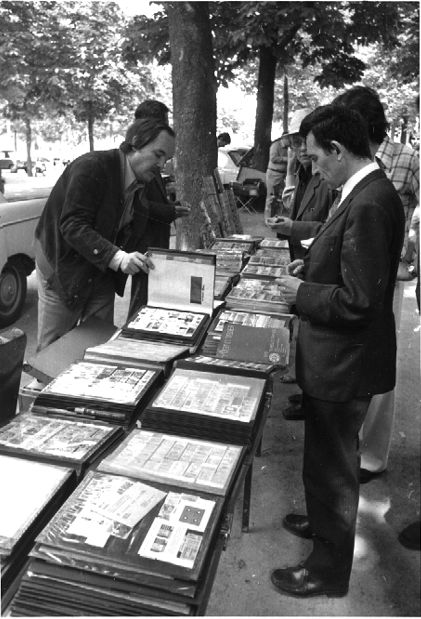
[83,334,190,377]
[210,236,260,254]
[197,307,292,374]
[213,272,240,301]
[0,413,123,476]
[32,360,163,427]
[0,455,76,601]
[8,470,224,616]
[122,248,216,349]
[242,246,291,279]
[225,276,290,314]
[142,367,267,445]
[98,429,245,497]
[258,238,289,249]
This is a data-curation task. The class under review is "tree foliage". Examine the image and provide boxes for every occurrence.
[123,1,416,170]
[0,0,156,158]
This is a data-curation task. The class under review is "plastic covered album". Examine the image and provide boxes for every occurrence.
[34,470,223,581]
[214,249,247,275]
[0,454,76,599]
[241,263,287,278]
[258,238,289,249]
[32,361,163,426]
[225,276,290,313]
[0,413,123,473]
[215,323,290,367]
[200,308,292,368]
[98,429,244,496]
[175,354,278,376]
[122,248,216,347]
[142,367,267,444]
[213,273,239,300]
[84,334,190,376]
[0,455,75,556]
[248,247,291,267]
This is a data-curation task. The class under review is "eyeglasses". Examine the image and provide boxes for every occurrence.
[290,134,305,148]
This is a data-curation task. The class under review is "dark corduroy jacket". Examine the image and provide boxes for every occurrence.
[35,149,177,310]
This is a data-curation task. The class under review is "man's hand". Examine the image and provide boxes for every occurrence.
[174,201,191,218]
[266,216,293,236]
[287,259,305,277]
[120,252,154,275]
[275,275,303,305]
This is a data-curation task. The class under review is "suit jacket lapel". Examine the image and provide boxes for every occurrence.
[307,169,385,250]
[296,174,320,219]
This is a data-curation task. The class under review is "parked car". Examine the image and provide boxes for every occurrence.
[10,159,47,175]
[0,158,14,170]
[217,146,250,185]
[160,146,257,201]
[0,196,47,326]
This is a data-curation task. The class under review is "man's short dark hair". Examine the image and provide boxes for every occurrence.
[120,118,175,154]
[134,100,170,122]
[332,86,389,145]
[300,104,372,160]
[217,132,231,145]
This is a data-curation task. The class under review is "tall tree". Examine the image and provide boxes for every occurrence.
[166,2,217,249]
[122,1,408,171]
[0,1,67,174]
[56,1,156,150]
[0,1,156,157]
[212,1,404,170]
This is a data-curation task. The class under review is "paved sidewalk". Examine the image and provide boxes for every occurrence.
[206,210,421,616]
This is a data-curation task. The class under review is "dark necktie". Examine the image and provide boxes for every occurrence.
[327,188,343,221]
[116,180,145,249]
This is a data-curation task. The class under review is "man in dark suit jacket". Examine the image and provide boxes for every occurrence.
[128,100,190,317]
[270,105,404,597]
[35,118,174,351]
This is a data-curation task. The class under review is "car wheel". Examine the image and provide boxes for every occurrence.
[0,263,27,327]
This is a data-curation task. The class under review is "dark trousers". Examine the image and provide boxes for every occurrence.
[302,393,371,583]
[128,272,148,321]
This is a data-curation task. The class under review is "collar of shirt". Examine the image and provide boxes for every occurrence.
[375,135,394,170]
[119,149,143,193]
[340,161,379,204]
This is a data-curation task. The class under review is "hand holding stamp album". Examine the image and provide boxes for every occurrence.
[123,249,216,347]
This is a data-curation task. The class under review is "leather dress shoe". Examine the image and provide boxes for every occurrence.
[283,513,313,539]
[282,403,305,420]
[360,468,384,484]
[271,565,348,598]
[288,393,302,405]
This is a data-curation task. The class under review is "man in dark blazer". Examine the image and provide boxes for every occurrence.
[128,100,190,317]
[35,118,174,351]
[270,105,404,597]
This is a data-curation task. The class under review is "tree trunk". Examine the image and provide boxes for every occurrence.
[251,46,277,172]
[167,1,217,250]
[25,117,33,177]
[283,74,289,134]
[88,104,95,151]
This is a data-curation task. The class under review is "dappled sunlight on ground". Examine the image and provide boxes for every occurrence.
[358,494,392,520]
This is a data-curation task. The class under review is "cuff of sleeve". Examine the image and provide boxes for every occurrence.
[109,250,126,272]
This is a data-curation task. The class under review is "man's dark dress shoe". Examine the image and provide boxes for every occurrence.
[398,521,421,551]
[283,514,313,539]
[360,468,384,484]
[288,393,302,405]
[282,404,305,420]
[271,565,348,598]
